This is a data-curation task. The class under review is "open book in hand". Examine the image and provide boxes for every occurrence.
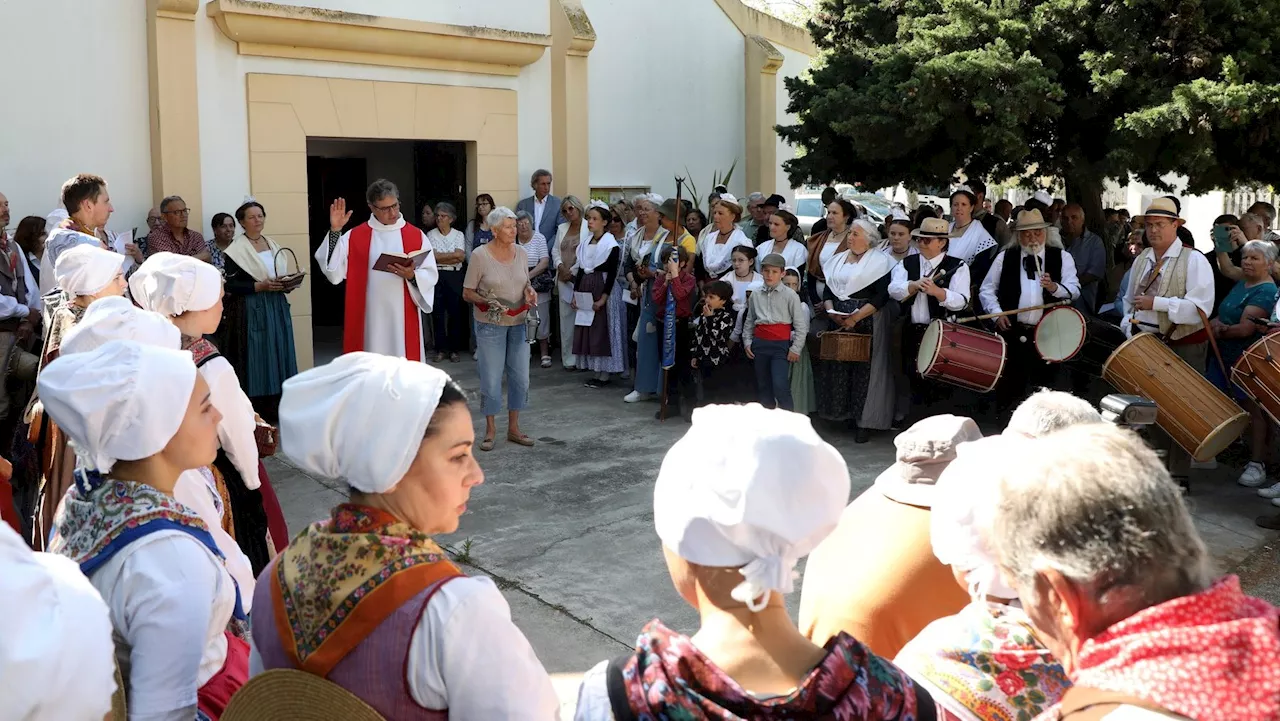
[372,248,431,273]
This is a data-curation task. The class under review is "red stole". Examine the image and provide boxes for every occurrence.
[343,223,423,361]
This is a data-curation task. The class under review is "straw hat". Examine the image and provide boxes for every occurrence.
[221,669,386,721]
[1141,196,1183,222]
[1012,209,1051,232]
[911,217,950,238]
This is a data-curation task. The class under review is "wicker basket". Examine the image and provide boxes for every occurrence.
[818,329,872,362]
[273,246,306,290]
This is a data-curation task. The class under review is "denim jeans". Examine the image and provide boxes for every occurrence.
[752,339,793,410]
[475,321,530,417]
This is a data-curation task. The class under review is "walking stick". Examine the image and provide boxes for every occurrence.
[660,177,687,421]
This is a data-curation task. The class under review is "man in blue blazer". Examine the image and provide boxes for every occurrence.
[515,169,562,255]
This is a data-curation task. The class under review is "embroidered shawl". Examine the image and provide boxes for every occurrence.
[619,619,927,719]
[894,601,1070,721]
[271,504,462,677]
[48,471,245,620]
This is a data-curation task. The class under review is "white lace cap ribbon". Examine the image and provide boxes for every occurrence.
[730,554,798,612]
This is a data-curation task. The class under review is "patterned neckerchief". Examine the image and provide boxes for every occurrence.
[48,470,245,622]
[1057,576,1280,721]
[895,601,1070,721]
[272,503,462,676]
[618,619,926,719]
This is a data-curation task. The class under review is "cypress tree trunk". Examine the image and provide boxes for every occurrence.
[1065,170,1106,235]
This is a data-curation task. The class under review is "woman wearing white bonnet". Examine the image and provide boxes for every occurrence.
[250,352,558,718]
[42,340,249,719]
[574,403,932,719]
[25,242,127,549]
[58,295,255,610]
[130,251,286,574]
[894,435,1069,720]
[697,194,752,277]
[0,521,117,721]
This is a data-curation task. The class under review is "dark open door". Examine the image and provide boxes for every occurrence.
[413,141,467,226]
[307,155,368,335]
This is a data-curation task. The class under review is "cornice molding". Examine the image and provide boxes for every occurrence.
[154,0,200,20]
[713,0,816,56]
[556,1,596,58]
[206,0,551,76]
[746,34,785,74]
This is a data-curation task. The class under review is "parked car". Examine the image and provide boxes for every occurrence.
[794,194,826,235]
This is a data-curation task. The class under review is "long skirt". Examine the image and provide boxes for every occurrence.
[814,298,894,428]
[244,292,297,398]
[790,343,816,415]
[557,292,577,368]
[574,273,626,373]
[214,450,272,575]
[634,289,662,394]
[215,294,249,391]
[34,418,74,551]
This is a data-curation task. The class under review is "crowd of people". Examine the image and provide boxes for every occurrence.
[3,170,1280,719]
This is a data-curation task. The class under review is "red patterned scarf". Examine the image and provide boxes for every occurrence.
[1047,575,1280,720]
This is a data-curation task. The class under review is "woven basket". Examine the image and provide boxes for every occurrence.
[273,247,306,289]
[818,329,872,362]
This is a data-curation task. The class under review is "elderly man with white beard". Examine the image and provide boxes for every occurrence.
[980,208,1080,416]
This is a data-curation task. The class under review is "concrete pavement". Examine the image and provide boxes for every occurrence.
[265,351,1280,713]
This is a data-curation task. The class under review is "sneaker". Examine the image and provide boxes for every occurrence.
[624,391,653,403]
[1258,481,1280,499]
[1238,461,1268,488]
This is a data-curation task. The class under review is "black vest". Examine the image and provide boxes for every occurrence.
[997,246,1062,317]
[902,254,965,321]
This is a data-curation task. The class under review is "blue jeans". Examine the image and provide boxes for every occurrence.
[475,321,530,417]
[752,339,793,410]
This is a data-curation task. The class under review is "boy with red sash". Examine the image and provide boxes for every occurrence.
[743,252,810,411]
[315,179,439,360]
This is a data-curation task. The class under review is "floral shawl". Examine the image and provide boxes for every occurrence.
[48,470,245,621]
[617,619,930,719]
[894,601,1070,721]
[1043,576,1280,721]
[270,504,462,677]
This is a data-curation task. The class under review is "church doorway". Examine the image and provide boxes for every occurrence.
[305,138,468,365]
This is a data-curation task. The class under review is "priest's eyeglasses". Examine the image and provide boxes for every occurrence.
[372,202,401,212]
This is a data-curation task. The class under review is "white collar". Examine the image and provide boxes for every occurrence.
[1150,240,1184,262]
[369,214,407,232]
[534,195,548,206]
[921,251,947,266]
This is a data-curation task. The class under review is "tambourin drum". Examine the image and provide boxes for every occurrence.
[1231,334,1280,426]
[916,320,1007,393]
[1034,307,1127,377]
[1103,332,1249,462]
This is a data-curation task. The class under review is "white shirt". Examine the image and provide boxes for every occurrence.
[698,228,751,277]
[22,252,41,312]
[200,356,260,491]
[1120,241,1215,337]
[172,469,254,612]
[92,532,236,721]
[756,238,809,272]
[533,195,548,233]
[427,228,466,272]
[315,215,439,359]
[888,253,970,325]
[249,576,558,719]
[979,248,1080,325]
[552,223,593,301]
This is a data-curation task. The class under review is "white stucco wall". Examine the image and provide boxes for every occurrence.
[272,0,550,35]
[582,0,746,206]
[774,45,811,205]
[1123,178,1225,252]
[193,0,552,237]
[0,1,153,235]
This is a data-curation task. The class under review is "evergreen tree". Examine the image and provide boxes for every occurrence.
[779,0,1280,221]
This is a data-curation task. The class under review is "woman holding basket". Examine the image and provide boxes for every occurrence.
[225,199,300,422]
[814,219,895,443]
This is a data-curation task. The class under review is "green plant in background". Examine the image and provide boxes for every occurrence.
[684,158,738,211]
[452,537,475,565]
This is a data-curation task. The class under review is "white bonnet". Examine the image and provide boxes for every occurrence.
[0,523,117,720]
[129,252,222,316]
[60,296,181,356]
[653,404,850,612]
[279,352,453,494]
[931,435,1026,600]
[854,217,883,243]
[53,244,125,298]
[37,340,196,472]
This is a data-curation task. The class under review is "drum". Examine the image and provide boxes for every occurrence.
[1034,307,1128,376]
[1232,334,1280,425]
[917,320,1007,393]
[1103,333,1249,461]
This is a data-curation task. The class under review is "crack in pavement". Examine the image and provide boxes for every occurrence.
[441,541,633,650]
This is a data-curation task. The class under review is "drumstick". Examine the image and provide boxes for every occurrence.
[956,300,1072,323]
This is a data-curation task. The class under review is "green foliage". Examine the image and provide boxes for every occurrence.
[779,0,1280,195]
[684,158,739,211]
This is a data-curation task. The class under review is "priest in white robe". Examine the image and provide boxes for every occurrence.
[315,179,439,361]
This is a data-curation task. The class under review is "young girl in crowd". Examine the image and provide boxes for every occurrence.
[783,267,816,415]
[651,246,697,418]
[721,244,763,342]
[690,280,735,406]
